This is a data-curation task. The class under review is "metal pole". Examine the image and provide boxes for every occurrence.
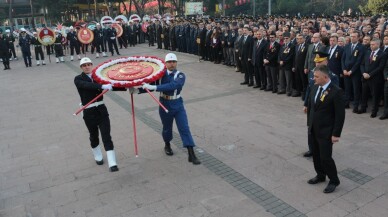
[268,0,271,16]
[30,0,35,28]
[9,0,13,29]
[253,0,255,17]
[223,0,225,16]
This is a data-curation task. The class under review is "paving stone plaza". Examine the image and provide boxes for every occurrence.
[0,45,387,217]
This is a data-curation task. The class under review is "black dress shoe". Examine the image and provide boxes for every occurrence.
[187,147,201,165]
[109,165,119,172]
[260,87,266,90]
[303,151,313,157]
[353,108,359,113]
[379,114,388,120]
[164,144,174,156]
[357,109,366,114]
[240,82,248,85]
[277,91,286,94]
[287,93,292,96]
[253,85,260,88]
[96,159,104,165]
[264,88,271,91]
[345,104,350,109]
[307,176,326,184]
[248,83,254,87]
[370,113,377,118]
[292,93,301,97]
[323,183,339,193]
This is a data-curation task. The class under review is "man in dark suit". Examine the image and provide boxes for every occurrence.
[252,29,268,89]
[234,28,243,72]
[264,31,281,93]
[293,34,308,98]
[127,20,137,47]
[381,55,388,120]
[358,39,388,118]
[240,27,254,86]
[306,64,345,194]
[278,32,295,95]
[155,20,163,49]
[74,57,126,172]
[327,35,344,89]
[205,24,213,61]
[341,31,365,113]
[304,33,323,76]
[382,35,388,53]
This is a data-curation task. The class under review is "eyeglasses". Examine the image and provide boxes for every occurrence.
[270,37,275,38]
[81,63,92,67]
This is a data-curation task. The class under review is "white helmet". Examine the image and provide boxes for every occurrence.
[20,28,26,32]
[165,53,177,62]
[5,29,10,33]
[80,57,92,66]
[69,26,74,30]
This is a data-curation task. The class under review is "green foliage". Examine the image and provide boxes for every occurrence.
[359,0,388,15]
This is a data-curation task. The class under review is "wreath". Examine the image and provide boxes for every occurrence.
[92,56,166,88]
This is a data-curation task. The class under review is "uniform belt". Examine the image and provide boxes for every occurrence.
[160,93,181,100]
[84,101,104,109]
[34,45,41,47]
[54,43,61,45]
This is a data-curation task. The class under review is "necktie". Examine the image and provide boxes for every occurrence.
[315,87,323,103]
[257,41,260,48]
[298,44,301,52]
[369,51,374,63]
[351,44,355,52]
[329,47,333,58]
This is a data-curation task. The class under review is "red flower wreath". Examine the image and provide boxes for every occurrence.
[92,56,166,88]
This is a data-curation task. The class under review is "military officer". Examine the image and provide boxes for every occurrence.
[18,28,32,67]
[32,32,46,66]
[142,53,201,165]
[4,29,17,60]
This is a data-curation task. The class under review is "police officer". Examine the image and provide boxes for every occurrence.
[32,32,46,66]
[18,28,32,67]
[54,30,65,63]
[67,26,81,61]
[4,29,17,60]
[105,23,120,56]
[74,57,125,172]
[142,53,201,165]
[0,33,11,70]
[93,23,107,58]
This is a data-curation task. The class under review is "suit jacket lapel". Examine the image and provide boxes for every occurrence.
[315,83,333,109]
[81,72,93,82]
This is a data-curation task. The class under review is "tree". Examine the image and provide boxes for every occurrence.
[35,0,77,22]
[359,0,388,15]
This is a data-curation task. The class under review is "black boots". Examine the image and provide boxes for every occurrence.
[164,142,173,156]
[187,147,201,165]
[3,63,10,70]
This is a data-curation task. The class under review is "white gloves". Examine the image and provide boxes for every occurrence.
[142,83,157,90]
[128,87,139,94]
[101,84,113,90]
